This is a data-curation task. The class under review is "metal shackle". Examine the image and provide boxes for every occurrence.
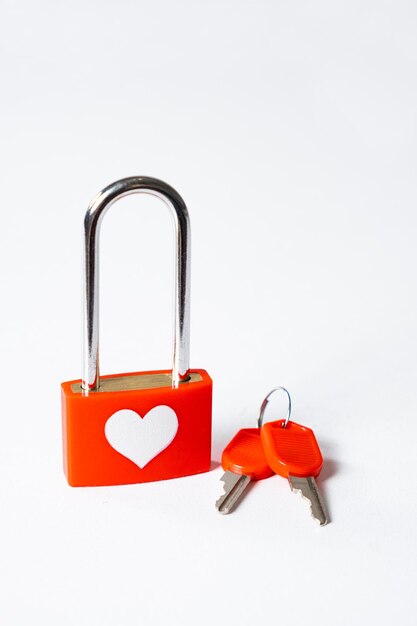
[82,176,191,392]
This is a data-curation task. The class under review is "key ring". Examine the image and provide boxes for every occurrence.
[257,386,292,429]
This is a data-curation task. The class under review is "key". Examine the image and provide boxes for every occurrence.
[261,419,328,526]
[216,428,274,514]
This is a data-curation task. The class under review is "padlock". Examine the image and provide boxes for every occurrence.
[61,176,212,487]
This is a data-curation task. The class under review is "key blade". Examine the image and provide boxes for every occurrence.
[288,475,328,526]
[216,471,251,515]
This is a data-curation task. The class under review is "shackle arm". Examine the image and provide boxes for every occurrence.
[82,176,191,392]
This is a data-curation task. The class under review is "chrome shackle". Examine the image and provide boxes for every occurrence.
[82,176,191,392]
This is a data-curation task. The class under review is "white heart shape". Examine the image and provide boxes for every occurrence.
[104,406,179,469]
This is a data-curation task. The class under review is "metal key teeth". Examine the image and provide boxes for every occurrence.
[216,473,228,500]
[216,471,251,515]
[288,476,328,526]
[215,473,231,512]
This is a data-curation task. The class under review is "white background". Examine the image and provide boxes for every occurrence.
[1,1,417,624]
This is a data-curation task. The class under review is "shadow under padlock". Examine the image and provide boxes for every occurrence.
[61,176,212,487]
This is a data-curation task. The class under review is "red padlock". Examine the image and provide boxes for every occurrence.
[61,176,212,487]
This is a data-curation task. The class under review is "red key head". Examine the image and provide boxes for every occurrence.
[261,419,323,478]
[221,428,274,481]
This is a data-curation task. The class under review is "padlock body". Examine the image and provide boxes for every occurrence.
[61,369,212,487]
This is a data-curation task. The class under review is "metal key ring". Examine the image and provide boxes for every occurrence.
[257,386,292,429]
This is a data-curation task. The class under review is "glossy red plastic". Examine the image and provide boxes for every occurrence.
[221,428,274,481]
[261,419,323,478]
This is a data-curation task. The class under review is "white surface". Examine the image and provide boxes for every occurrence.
[1,1,417,624]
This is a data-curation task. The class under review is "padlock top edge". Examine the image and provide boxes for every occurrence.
[62,368,212,395]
